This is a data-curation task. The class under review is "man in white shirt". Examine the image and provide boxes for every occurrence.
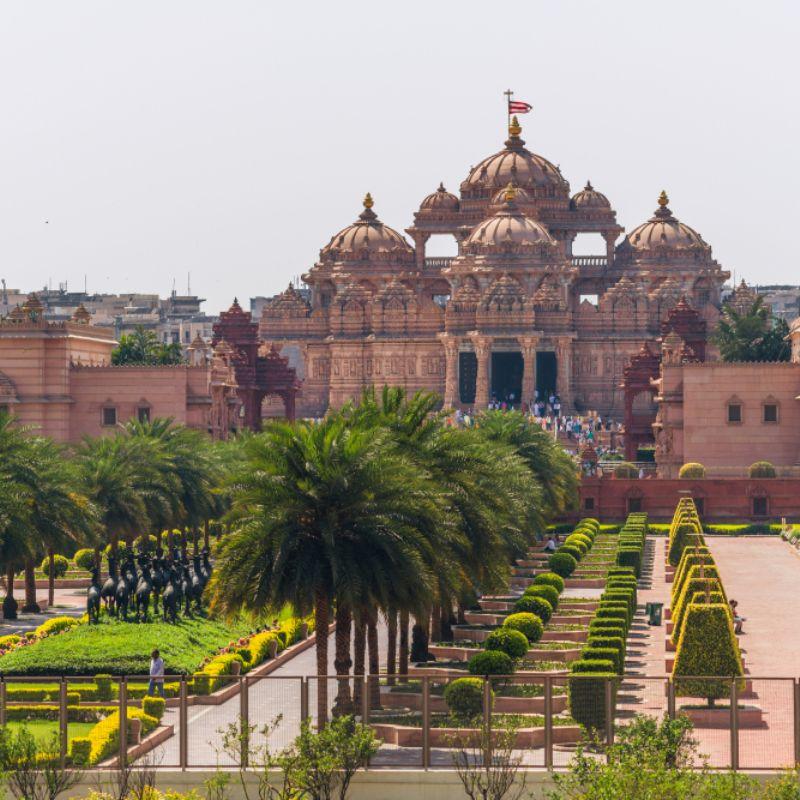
[148,648,165,697]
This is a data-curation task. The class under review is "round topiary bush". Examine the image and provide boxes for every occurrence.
[484,627,529,659]
[748,461,776,478]
[502,612,544,644]
[467,649,514,676]
[524,584,559,609]
[565,534,591,551]
[548,551,577,578]
[73,548,96,572]
[514,594,553,622]
[40,554,69,579]
[679,462,706,479]
[613,462,639,479]
[444,677,489,722]
[557,545,582,563]
[532,572,565,593]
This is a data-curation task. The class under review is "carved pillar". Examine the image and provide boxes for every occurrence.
[603,231,617,268]
[470,334,492,409]
[408,231,429,271]
[439,333,461,408]
[518,335,539,409]
[555,337,574,411]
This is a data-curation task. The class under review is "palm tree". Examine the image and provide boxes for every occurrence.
[713,294,790,362]
[210,412,446,725]
[0,414,35,619]
[23,438,98,608]
[76,434,166,557]
[125,418,220,549]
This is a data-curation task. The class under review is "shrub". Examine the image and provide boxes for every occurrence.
[503,612,544,644]
[514,595,553,623]
[40,554,69,579]
[73,548,96,571]
[613,462,638,479]
[748,461,776,478]
[557,545,583,563]
[94,674,114,701]
[563,536,589,555]
[606,567,635,579]
[410,623,428,663]
[142,695,166,720]
[524,584,559,609]
[671,575,725,646]
[582,646,622,674]
[599,602,631,627]
[679,462,706,479]
[587,635,626,659]
[566,533,592,549]
[193,653,245,695]
[617,548,642,577]
[467,649,514,676]
[484,627,529,660]
[594,608,628,631]
[35,615,81,638]
[673,603,743,704]
[548,552,577,578]
[667,523,704,567]
[444,677,489,722]
[588,624,626,642]
[672,552,715,602]
[568,662,617,733]
[532,572,564,593]
[602,589,636,616]
[70,707,158,766]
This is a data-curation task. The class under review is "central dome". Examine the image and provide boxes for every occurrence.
[463,185,557,255]
[462,117,567,196]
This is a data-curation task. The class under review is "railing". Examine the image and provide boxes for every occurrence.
[571,256,607,268]
[5,673,798,771]
[424,257,454,269]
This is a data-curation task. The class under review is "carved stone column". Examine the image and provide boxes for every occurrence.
[469,334,492,409]
[439,333,461,408]
[603,231,617,268]
[407,230,430,271]
[518,335,539,409]
[555,336,574,411]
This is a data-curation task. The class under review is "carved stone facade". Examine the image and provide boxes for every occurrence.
[260,116,730,417]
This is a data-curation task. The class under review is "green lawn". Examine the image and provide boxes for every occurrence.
[0,615,253,676]
[3,720,96,746]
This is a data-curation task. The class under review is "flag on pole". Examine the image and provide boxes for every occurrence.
[508,100,532,114]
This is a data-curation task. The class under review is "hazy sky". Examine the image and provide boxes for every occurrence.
[1,1,799,314]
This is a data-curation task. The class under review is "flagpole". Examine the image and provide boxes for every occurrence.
[503,88,513,130]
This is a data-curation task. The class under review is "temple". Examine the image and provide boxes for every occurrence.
[261,117,729,418]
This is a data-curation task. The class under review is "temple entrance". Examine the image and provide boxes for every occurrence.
[458,351,477,405]
[536,352,557,399]
[491,352,523,406]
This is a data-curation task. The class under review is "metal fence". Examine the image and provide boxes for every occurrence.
[3,673,799,771]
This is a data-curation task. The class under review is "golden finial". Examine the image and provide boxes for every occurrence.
[508,115,522,137]
[503,182,517,203]
[363,192,374,209]
[658,190,669,207]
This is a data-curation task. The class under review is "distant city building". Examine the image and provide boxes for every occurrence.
[0,284,217,352]
[755,285,800,322]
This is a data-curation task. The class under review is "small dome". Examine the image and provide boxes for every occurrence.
[418,182,459,213]
[463,117,567,194]
[321,194,415,265]
[464,184,556,254]
[622,191,709,252]
[571,181,611,210]
[490,183,535,208]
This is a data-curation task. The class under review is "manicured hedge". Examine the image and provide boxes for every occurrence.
[548,552,577,578]
[444,677,489,721]
[503,612,544,644]
[514,594,553,622]
[673,603,743,703]
[468,649,514,676]
[524,584,559,610]
[70,707,159,766]
[532,572,565,593]
[484,628,529,660]
[568,663,617,733]
[582,646,622,674]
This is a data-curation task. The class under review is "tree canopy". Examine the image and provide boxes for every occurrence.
[713,295,790,362]
[111,326,185,365]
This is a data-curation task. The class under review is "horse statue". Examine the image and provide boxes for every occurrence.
[149,549,165,613]
[180,563,193,617]
[115,554,136,621]
[100,555,117,613]
[134,555,153,623]
[201,548,212,584]
[87,566,102,623]
[191,554,204,611]
[161,562,180,623]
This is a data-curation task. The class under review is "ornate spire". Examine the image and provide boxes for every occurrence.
[503,182,517,204]
[358,192,378,223]
[508,115,522,137]
[585,180,594,191]
[653,189,673,220]
[505,116,525,149]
